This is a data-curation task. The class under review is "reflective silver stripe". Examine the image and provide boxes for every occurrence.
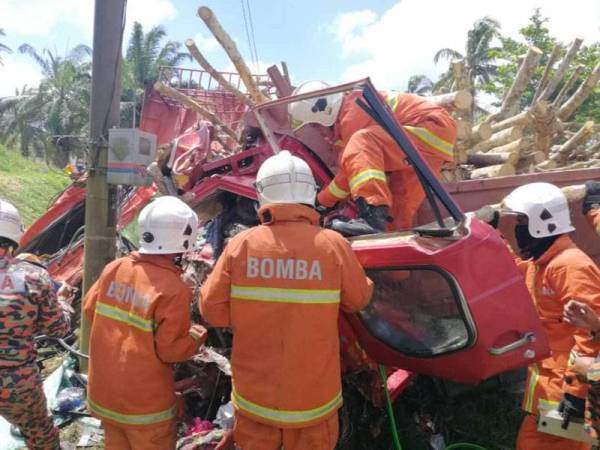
[95,301,154,332]
[403,125,454,158]
[348,169,386,191]
[327,180,349,199]
[87,398,175,425]
[231,285,340,304]
[232,388,342,424]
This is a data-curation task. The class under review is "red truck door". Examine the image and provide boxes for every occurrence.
[346,217,549,384]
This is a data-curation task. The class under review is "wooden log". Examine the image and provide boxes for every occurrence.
[197,6,266,103]
[281,61,291,85]
[470,163,516,179]
[552,65,584,108]
[455,147,468,164]
[467,151,519,167]
[538,38,583,101]
[427,90,472,111]
[491,46,542,121]
[469,126,523,154]
[550,120,595,164]
[472,184,586,222]
[490,111,531,133]
[451,59,470,91]
[488,138,530,154]
[532,44,562,102]
[558,61,600,121]
[472,121,492,141]
[153,82,239,143]
[456,119,472,141]
[185,39,254,107]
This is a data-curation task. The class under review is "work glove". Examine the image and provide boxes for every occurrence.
[558,392,586,429]
[583,181,600,215]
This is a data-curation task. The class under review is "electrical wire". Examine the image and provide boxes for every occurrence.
[245,0,260,71]
[239,0,256,73]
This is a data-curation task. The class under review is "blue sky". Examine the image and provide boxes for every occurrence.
[1,0,599,97]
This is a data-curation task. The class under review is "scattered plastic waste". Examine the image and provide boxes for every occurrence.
[55,387,86,413]
[186,418,214,436]
[214,402,234,430]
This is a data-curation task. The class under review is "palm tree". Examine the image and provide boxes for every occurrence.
[407,75,434,95]
[0,86,46,158]
[434,17,501,87]
[0,28,12,65]
[4,44,93,165]
[122,22,191,126]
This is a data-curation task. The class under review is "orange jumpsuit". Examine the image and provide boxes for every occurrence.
[514,235,600,450]
[200,203,373,450]
[317,92,457,230]
[84,252,206,450]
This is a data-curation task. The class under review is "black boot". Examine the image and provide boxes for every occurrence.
[330,198,390,237]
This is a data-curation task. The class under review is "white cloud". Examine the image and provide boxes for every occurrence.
[192,32,220,54]
[0,0,177,39]
[332,0,600,91]
[0,55,43,97]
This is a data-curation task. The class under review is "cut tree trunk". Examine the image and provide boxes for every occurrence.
[491,46,542,121]
[488,137,531,154]
[552,65,584,108]
[490,111,531,133]
[185,39,254,107]
[472,121,492,141]
[153,81,239,143]
[467,151,519,167]
[470,163,516,179]
[198,6,266,103]
[427,90,472,111]
[532,44,562,102]
[549,120,595,165]
[456,119,473,141]
[558,61,600,121]
[530,100,558,154]
[469,126,523,153]
[451,59,472,122]
[538,38,584,101]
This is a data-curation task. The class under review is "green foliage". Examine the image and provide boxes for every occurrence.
[407,75,434,95]
[0,28,12,65]
[121,22,191,127]
[0,143,70,226]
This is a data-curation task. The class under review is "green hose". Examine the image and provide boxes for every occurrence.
[379,364,403,450]
[378,364,489,450]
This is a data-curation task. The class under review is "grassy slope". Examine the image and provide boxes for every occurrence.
[0,144,71,226]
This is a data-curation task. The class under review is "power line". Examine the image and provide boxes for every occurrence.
[239,0,256,73]
[245,0,259,71]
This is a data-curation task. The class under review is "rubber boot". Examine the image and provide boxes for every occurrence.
[330,198,390,237]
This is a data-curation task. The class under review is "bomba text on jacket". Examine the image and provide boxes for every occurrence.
[246,256,323,281]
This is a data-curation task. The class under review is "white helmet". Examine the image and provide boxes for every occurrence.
[138,196,199,254]
[255,150,317,206]
[502,182,575,238]
[0,200,24,246]
[288,81,343,131]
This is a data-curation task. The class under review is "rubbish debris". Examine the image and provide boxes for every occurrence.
[213,402,234,431]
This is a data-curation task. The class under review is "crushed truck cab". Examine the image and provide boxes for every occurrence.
[21,66,554,389]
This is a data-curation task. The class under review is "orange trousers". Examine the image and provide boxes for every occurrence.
[516,414,591,450]
[103,419,176,450]
[233,412,339,450]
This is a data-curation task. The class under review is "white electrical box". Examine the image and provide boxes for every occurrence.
[107,128,157,186]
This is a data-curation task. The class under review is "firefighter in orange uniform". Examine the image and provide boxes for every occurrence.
[200,150,373,450]
[288,81,457,236]
[492,183,600,450]
[84,196,207,450]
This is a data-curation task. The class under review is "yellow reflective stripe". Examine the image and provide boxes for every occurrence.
[349,169,386,191]
[231,285,340,304]
[538,398,560,411]
[95,301,154,332]
[232,388,342,424]
[524,363,539,413]
[385,93,400,112]
[403,125,454,158]
[327,180,349,199]
[87,398,175,425]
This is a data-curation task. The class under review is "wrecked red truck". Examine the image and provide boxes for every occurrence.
[18,66,600,441]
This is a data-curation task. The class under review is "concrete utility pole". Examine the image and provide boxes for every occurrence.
[80,0,126,362]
